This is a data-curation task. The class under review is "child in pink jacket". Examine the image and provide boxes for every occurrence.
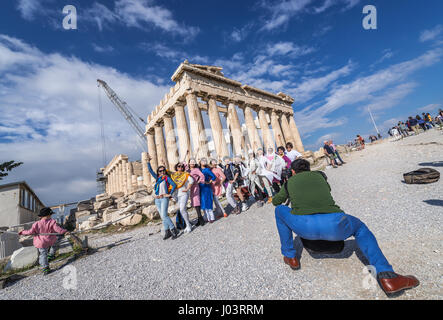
[19,207,69,275]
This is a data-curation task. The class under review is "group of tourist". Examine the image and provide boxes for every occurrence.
[21,137,421,297]
[147,142,303,240]
[322,140,346,168]
[388,110,443,139]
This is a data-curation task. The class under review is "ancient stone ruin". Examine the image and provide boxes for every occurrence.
[76,61,343,231]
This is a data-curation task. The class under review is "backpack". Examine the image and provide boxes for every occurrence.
[403,168,440,184]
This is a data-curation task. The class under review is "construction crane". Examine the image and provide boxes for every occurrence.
[97,79,148,153]
[96,79,148,193]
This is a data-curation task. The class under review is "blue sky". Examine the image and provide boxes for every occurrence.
[1,0,443,206]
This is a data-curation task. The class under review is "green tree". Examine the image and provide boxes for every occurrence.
[0,161,23,180]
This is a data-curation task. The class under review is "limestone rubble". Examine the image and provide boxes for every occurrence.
[66,187,176,232]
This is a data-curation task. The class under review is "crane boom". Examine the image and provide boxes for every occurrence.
[97,79,147,151]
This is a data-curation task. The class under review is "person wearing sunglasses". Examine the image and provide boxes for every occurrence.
[147,155,179,240]
[171,162,194,234]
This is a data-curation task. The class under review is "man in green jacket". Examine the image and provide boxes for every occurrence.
[272,159,419,297]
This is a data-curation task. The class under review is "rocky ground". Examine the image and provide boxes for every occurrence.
[0,129,442,300]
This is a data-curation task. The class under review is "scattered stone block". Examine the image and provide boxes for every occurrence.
[3,247,38,272]
[302,151,314,158]
[77,201,93,211]
[78,220,99,231]
[75,210,91,219]
[135,195,155,206]
[93,199,114,211]
[168,204,179,216]
[96,193,110,202]
[111,192,125,199]
[120,203,137,215]
[119,213,143,226]
[313,150,325,160]
[88,215,98,222]
[103,209,120,223]
[305,157,315,165]
[142,205,159,220]
[117,202,128,209]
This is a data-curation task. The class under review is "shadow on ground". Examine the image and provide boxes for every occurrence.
[418,161,443,167]
[423,199,443,207]
[93,237,133,251]
[293,236,369,266]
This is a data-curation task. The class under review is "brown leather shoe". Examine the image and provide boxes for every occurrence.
[283,256,300,270]
[378,273,419,296]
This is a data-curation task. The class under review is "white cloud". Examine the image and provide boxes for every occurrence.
[84,2,119,32]
[293,48,442,136]
[360,82,417,113]
[16,0,199,39]
[266,42,315,57]
[0,34,169,205]
[314,48,443,117]
[419,25,443,42]
[16,0,45,20]
[315,132,341,145]
[140,43,209,64]
[370,49,395,68]
[92,44,115,53]
[289,61,354,102]
[416,103,442,113]
[261,0,360,31]
[229,24,253,43]
[114,0,199,38]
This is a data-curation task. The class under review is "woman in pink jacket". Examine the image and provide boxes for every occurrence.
[19,207,69,275]
[210,158,227,218]
[188,158,206,226]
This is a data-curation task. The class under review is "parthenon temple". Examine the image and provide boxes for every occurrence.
[103,60,305,195]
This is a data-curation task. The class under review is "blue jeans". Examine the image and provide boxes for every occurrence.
[335,151,344,164]
[38,246,57,269]
[155,197,175,230]
[275,205,394,274]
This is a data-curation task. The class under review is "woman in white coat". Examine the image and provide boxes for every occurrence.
[171,162,194,233]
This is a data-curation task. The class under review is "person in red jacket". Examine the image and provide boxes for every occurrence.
[19,207,69,275]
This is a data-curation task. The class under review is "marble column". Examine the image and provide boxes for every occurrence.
[163,115,179,171]
[258,108,274,151]
[185,92,209,159]
[120,161,125,193]
[227,102,243,156]
[174,104,191,162]
[154,124,168,169]
[109,170,114,195]
[126,161,133,194]
[288,114,305,153]
[146,130,158,172]
[105,173,110,194]
[111,169,116,194]
[117,161,123,193]
[111,165,116,194]
[280,113,293,146]
[207,97,229,159]
[141,152,151,187]
[243,105,262,152]
[271,110,285,148]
